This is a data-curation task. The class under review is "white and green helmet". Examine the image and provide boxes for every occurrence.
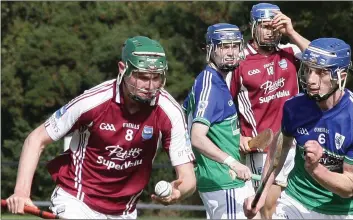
[118,36,168,103]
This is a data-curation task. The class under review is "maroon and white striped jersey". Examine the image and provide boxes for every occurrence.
[44,79,195,215]
[229,41,300,152]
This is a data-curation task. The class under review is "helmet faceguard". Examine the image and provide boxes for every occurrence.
[250,3,282,47]
[119,36,168,104]
[297,38,352,101]
[205,23,244,72]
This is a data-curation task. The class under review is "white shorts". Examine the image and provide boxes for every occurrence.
[50,186,137,219]
[273,191,353,219]
[246,141,296,188]
[199,183,255,219]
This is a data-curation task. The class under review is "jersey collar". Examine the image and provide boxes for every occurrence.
[246,40,258,55]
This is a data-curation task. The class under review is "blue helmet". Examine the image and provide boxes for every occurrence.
[206,23,243,45]
[297,38,352,101]
[205,23,244,71]
[250,3,281,47]
[250,3,280,23]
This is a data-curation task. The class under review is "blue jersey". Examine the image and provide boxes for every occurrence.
[281,89,353,215]
[183,65,243,192]
[183,65,237,126]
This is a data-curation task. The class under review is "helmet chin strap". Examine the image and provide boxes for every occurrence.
[128,92,153,104]
[219,63,238,72]
[306,86,339,102]
[258,44,276,52]
[211,59,237,72]
[254,35,277,51]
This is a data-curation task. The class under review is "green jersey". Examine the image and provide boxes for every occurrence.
[183,66,244,192]
[286,146,353,215]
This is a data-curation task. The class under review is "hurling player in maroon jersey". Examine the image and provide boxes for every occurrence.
[6,36,196,219]
[228,3,310,219]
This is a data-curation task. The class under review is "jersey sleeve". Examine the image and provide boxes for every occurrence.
[281,101,294,137]
[229,67,241,100]
[193,72,225,126]
[44,82,114,141]
[160,101,195,166]
[278,43,301,55]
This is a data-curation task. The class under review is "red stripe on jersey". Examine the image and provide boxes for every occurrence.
[246,43,257,55]
[159,90,187,130]
[238,90,258,136]
[68,81,115,106]
[66,85,113,110]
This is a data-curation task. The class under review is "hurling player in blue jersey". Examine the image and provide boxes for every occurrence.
[244,38,353,219]
[183,23,256,219]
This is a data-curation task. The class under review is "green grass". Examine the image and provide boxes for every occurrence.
[1,214,40,219]
[1,214,204,219]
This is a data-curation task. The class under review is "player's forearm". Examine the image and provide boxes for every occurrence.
[14,130,46,196]
[178,179,196,200]
[176,163,196,200]
[311,164,353,198]
[287,30,310,52]
[191,134,229,163]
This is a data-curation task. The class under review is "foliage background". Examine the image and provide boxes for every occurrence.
[2,1,353,217]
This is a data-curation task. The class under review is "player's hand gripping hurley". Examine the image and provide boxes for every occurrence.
[230,128,274,181]
[251,132,283,208]
[1,199,59,219]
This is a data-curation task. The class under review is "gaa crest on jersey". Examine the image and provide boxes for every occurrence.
[55,105,67,119]
[334,133,345,150]
[142,125,153,140]
[278,59,288,69]
[198,101,208,110]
